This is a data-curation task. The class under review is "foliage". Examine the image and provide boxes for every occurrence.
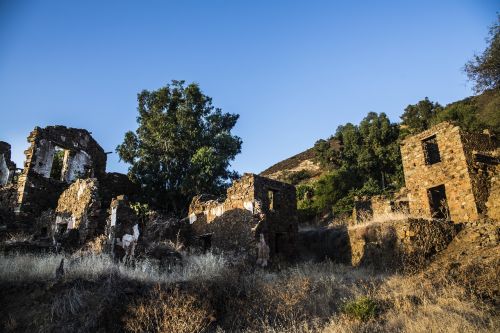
[304,112,402,218]
[433,98,483,132]
[49,149,65,180]
[314,138,341,168]
[117,80,242,214]
[465,15,500,93]
[341,296,378,321]
[401,91,500,137]
[130,202,152,224]
[400,97,443,137]
[285,169,313,185]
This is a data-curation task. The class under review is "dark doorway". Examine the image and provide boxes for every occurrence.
[427,184,449,219]
[199,234,212,253]
[274,232,286,254]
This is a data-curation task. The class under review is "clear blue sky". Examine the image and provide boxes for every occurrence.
[0,0,498,174]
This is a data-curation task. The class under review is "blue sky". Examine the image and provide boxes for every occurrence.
[0,0,498,174]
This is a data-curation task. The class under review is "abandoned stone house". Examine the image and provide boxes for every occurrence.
[400,121,499,222]
[188,173,298,259]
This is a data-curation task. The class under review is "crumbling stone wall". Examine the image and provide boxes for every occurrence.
[106,195,140,260]
[352,192,409,223]
[347,218,459,270]
[401,122,498,222]
[189,173,298,259]
[0,141,16,186]
[54,178,101,243]
[16,126,106,218]
[485,165,500,221]
[0,184,17,225]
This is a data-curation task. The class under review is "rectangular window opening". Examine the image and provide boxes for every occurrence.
[267,189,280,211]
[427,184,449,219]
[422,135,441,165]
[49,146,66,181]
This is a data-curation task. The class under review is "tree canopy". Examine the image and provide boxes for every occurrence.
[117,80,242,214]
[465,15,500,93]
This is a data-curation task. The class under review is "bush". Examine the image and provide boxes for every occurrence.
[341,297,378,321]
[125,284,213,333]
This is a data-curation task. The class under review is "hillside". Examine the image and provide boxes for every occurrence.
[260,139,339,184]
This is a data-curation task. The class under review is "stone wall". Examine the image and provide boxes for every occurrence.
[352,192,409,223]
[347,218,459,270]
[485,165,500,221]
[400,122,498,222]
[106,195,140,260]
[16,126,107,218]
[0,141,16,186]
[188,173,298,259]
[55,178,102,243]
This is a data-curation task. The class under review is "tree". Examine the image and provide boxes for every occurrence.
[307,112,403,217]
[400,97,442,136]
[465,15,500,93]
[117,80,242,214]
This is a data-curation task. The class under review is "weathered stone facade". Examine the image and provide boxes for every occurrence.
[54,178,102,243]
[16,126,107,218]
[0,141,16,186]
[188,173,298,259]
[401,122,498,222]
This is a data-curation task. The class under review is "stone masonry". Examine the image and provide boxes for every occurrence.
[0,141,16,186]
[352,191,409,223]
[54,178,102,244]
[400,122,498,222]
[188,173,298,259]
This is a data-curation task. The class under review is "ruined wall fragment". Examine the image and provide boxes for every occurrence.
[55,178,101,243]
[188,173,298,259]
[485,165,500,221]
[106,195,140,260]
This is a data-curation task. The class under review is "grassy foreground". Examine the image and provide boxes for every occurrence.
[0,251,498,333]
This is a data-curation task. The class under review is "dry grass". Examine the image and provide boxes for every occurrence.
[0,252,497,332]
[214,261,498,332]
[0,251,227,283]
[125,284,213,333]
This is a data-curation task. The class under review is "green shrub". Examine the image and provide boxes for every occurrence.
[341,296,377,321]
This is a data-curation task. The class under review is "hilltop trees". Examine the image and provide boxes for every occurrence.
[400,98,443,136]
[117,80,242,214]
[308,112,402,216]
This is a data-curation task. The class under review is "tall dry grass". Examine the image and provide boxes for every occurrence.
[0,251,227,283]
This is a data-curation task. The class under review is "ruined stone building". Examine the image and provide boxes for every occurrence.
[400,121,499,222]
[16,126,107,218]
[0,125,140,248]
[188,173,298,259]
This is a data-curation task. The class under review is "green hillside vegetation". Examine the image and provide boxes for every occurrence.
[297,88,499,223]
